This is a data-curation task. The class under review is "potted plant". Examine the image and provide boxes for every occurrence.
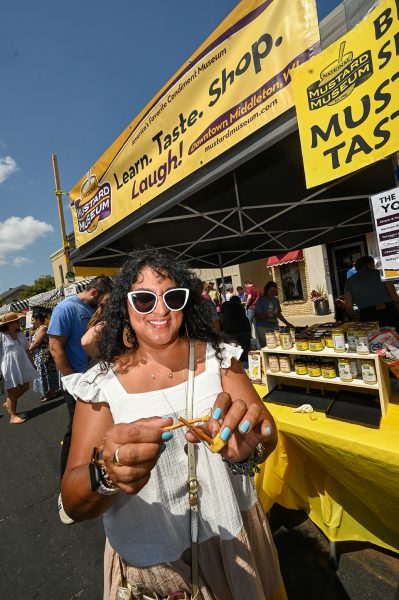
[310,285,330,316]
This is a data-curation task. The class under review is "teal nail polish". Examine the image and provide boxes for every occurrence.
[239,420,251,434]
[161,431,173,441]
[220,427,231,442]
[162,415,170,419]
[213,407,222,420]
[160,442,167,453]
[265,425,273,435]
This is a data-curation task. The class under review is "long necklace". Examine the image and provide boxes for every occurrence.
[136,345,188,420]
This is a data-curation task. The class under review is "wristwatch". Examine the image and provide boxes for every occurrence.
[89,447,120,496]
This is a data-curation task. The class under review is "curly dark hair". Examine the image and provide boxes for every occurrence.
[264,281,277,294]
[96,247,226,368]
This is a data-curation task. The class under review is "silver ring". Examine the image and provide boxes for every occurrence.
[112,445,124,466]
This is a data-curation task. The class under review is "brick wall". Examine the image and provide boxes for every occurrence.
[272,259,314,316]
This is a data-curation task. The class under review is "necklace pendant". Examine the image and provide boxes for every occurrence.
[168,373,173,379]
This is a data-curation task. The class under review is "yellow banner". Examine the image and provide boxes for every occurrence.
[293,0,399,188]
[70,0,320,248]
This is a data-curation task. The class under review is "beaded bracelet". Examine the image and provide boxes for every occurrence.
[222,442,268,477]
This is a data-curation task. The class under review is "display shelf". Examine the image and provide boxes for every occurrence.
[263,369,379,390]
[261,345,391,416]
[261,345,375,360]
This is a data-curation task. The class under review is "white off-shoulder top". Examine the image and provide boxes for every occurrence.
[63,342,258,567]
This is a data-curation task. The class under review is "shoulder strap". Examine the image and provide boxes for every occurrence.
[186,339,199,600]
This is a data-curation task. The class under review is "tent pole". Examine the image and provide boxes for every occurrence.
[52,154,71,273]
[218,253,226,301]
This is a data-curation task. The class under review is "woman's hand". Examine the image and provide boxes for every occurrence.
[102,416,173,494]
[185,392,276,463]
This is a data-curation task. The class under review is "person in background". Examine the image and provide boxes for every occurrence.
[195,280,221,332]
[201,281,212,302]
[81,292,111,359]
[207,281,221,313]
[237,285,247,305]
[221,296,251,362]
[346,261,357,279]
[0,312,38,424]
[48,276,113,523]
[29,311,60,402]
[225,283,234,301]
[244,278,262,331]
[344,255,399,327]
[60,248,285,600]
[255,281,294,347]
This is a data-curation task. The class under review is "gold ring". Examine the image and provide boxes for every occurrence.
[112,445,124,466]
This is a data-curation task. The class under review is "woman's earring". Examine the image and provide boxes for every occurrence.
[123,326,134,348]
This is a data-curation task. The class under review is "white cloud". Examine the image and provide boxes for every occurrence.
[0,216,54,263]
[0,156,18,184]
[12,256,33,267]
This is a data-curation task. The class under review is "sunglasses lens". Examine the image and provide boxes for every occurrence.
[131,292,157,313]
[164,289,187,311]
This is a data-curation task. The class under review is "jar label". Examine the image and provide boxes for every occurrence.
[361,364,377,383]
[338,362,352,381]
[295,366,307,375]
[321,368,336,378]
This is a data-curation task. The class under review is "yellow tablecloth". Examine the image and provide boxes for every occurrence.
[254,384,399,554]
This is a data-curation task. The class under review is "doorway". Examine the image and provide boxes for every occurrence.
[329,239,366,296]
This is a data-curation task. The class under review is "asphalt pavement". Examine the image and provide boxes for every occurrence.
[1,388,398,600]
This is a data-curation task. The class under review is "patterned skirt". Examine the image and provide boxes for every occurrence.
[104,501,287,600]
[32,347,59,396]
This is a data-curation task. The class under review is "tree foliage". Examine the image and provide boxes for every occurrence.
[20,275,55,299]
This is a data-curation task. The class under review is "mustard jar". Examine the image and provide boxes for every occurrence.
[355,329,370,355]
[280,328,293,350]
[268,354,280,373]
[279,355,291,373]
[338,357,353,382]
[265,331,278,349]
[294,358,308,375]
[308,359,322,377]
[295,334,309,351]
[332,328,346,352]
[321,359,337,379]
[323,330,334,349]
[309,334,323,352]
[361,359,377,384]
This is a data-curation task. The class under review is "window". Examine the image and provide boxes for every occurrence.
[279,263,303,301]
[59,265,64,284]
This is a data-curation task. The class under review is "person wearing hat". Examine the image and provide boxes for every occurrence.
[0,312,38,424]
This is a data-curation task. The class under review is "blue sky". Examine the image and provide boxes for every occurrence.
[0,0,340,291]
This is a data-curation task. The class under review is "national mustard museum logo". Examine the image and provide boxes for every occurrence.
[74,171,112,234]
[306,41,373,110]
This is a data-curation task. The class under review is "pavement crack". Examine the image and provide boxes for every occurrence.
[0,491,58,522]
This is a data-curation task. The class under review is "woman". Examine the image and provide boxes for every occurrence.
[255,282,293,347]
[61,248,286,600]
[0,312,38,424]
[29,311,60,401]
[224,284,234,301]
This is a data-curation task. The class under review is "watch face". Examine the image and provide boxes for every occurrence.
[89,461,101,491]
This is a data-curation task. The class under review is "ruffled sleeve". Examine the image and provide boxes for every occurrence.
[62,365,111,404]
[219,342,243,368]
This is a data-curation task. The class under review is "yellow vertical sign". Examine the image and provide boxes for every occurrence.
[293,0,399,188]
